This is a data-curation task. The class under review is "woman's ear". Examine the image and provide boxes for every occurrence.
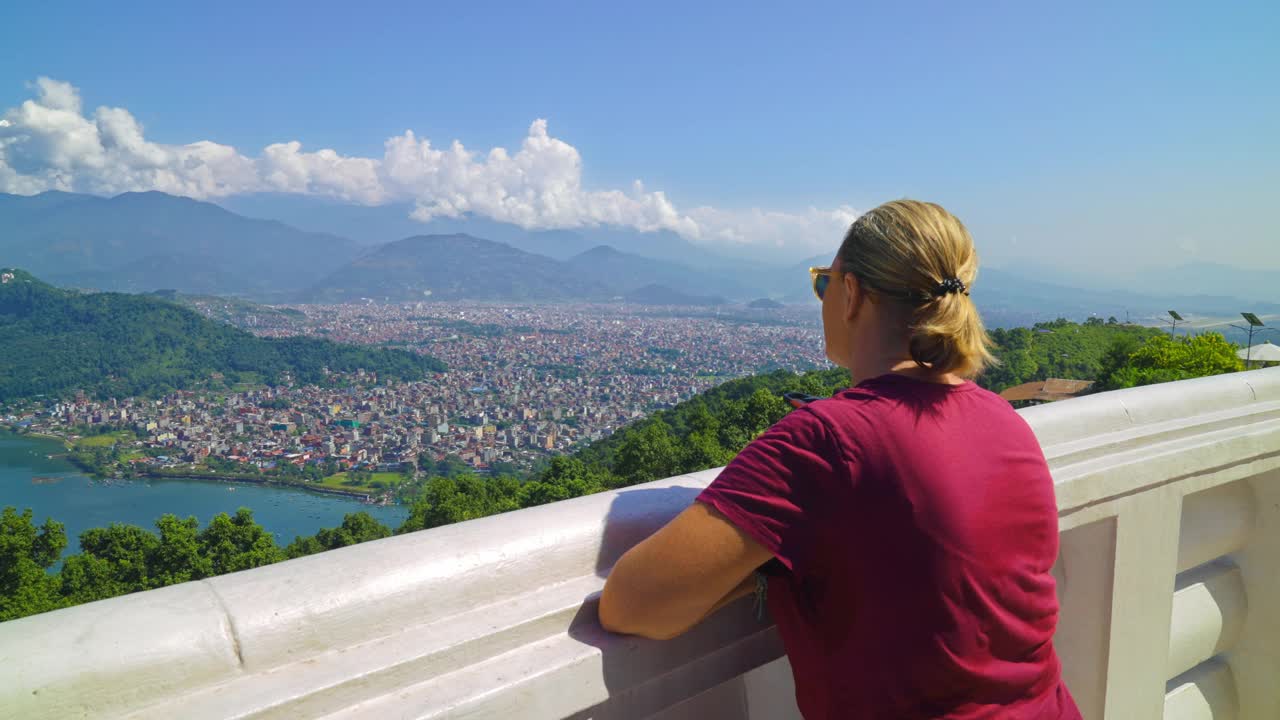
[842,272,863,324]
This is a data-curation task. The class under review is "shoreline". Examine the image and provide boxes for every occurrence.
[5,428,393,505]
[141,471,379,502]
[16,431,72,448]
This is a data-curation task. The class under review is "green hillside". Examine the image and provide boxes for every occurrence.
[0,269,445,401]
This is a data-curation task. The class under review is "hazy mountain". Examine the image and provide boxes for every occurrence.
[977,267,1278,316]
[218,194,600,260]
[748,298,785,309]
[565,245,763,300]
[64,254,243,295]
[0,191,360,295]
[624,283,727,306]
[1141,263,1279,306]
[797,253,834,269]
[578,226,741,270]
[301,234,611,303]
[989,260,1280,307]
[6,190,1275,319]
[217,193,772,270]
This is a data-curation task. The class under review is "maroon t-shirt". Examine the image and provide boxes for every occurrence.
[697,373,1081,719]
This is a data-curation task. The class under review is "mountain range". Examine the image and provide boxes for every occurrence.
[1,190,1276,323]
[216,193,743,268]
[302,234,612,303]
[0,191,358,298]
[0,191,769,303]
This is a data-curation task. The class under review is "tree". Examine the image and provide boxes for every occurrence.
[1099,332,1244,390]
[518,457,610,507]
[433,454,471,479]
[59,523,160,602]
[397,477,476,533]
[612,419,680,485]
[149,514,211,586]
[742,388,789,438]
[285,512,392,559]
[1095,335,1144,391]
[197,508,284,575]
[0,507,66,621]
[678,430,733,474]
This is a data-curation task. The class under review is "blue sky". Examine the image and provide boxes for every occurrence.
[2,0,1277,272]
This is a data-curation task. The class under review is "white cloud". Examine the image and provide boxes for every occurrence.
[0,78,855,251]
[686,205,861,257]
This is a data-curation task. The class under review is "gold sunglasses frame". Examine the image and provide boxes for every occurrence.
[809,266,833,301]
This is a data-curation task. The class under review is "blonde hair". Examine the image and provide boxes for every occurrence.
[837,199,996,378]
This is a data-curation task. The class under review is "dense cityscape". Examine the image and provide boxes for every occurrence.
[3,302,829,498]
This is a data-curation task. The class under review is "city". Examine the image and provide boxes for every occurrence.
[3,302,828,498]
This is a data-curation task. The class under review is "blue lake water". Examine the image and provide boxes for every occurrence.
[0,432,408,557]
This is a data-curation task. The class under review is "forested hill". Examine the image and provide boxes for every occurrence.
[0,269,445,401]
[979,318,1166,393]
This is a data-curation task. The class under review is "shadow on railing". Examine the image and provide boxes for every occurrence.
[2,368,1279,720]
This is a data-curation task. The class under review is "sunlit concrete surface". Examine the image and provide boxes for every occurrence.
[2,368,1278,719]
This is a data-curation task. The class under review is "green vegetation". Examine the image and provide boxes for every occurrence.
[978,318,1165,393]
[0,506,391,622]
[1094,332,1244,390]
[0,268,446,402]
[317,471,405,495]
[73,431,134,449]
[978,318,1243,395]
[0,320,1250,624]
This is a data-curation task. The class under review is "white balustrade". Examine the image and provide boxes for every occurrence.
[2,368,1278,719]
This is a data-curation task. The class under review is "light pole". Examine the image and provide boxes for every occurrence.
[1229,313,1268,367]
[1167,310,1184,337]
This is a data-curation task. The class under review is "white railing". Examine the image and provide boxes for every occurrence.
[2,368,1279,720]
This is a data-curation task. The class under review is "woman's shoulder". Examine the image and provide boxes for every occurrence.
[804,375,1028,440]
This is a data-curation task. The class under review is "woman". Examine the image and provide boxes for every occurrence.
[598,200,1081,719]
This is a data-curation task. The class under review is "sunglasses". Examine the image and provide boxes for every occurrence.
[809,266,833,301]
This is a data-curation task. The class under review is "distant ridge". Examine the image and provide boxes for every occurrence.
[216,193,775,268]
[3,190,1275,319]
[0,191,359,296]
[566,245,758,300]
[301,234,611,303]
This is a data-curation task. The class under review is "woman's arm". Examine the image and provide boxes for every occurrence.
[598,501,773,640]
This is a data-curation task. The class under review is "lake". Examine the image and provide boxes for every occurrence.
[0,432,409,557]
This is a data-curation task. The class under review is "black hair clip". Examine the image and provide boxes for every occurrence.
[934,278,967,296]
